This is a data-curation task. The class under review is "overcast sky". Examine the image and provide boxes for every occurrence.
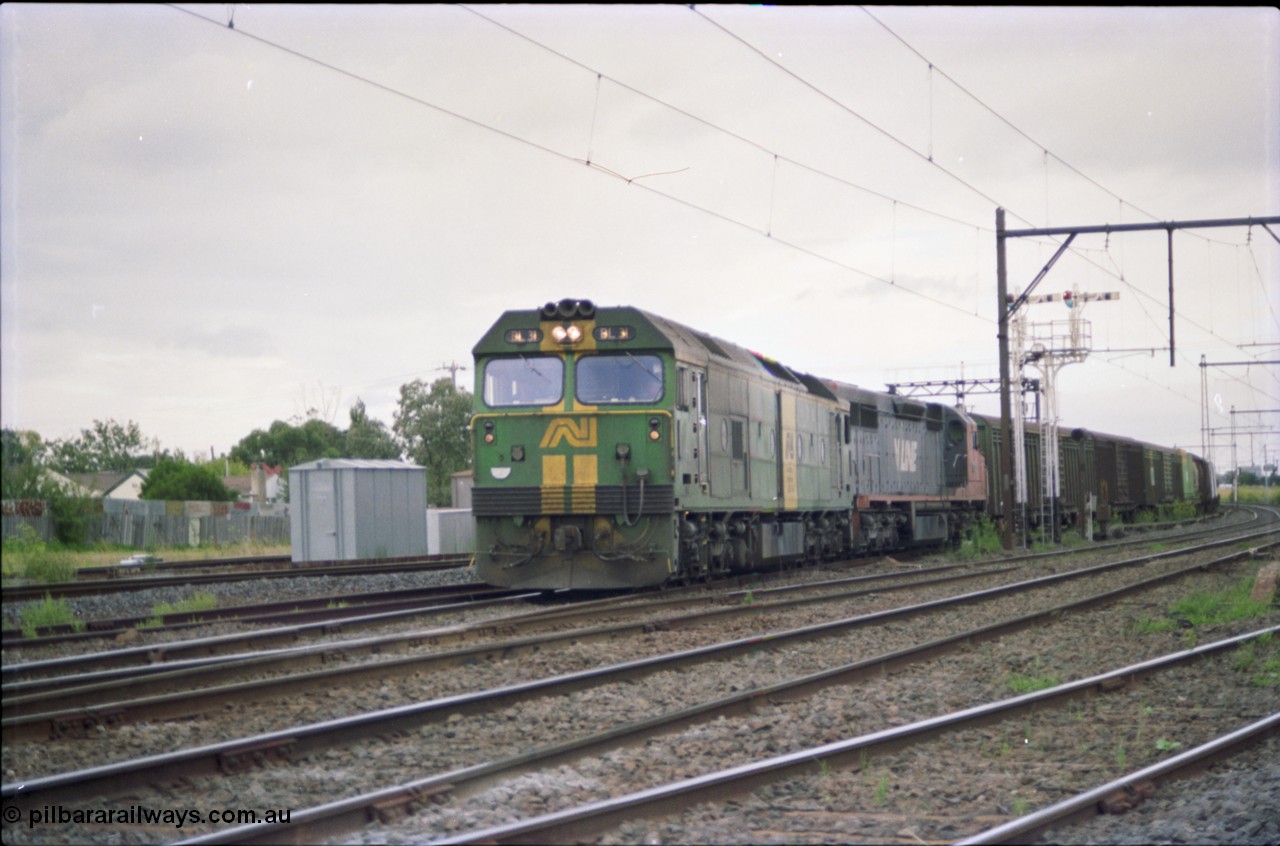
[2,4,1277,473]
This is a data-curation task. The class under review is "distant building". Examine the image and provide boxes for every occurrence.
[65,470,148,499]
[221,464,282,503]
[289,459,427,562]
[451,470,473,510]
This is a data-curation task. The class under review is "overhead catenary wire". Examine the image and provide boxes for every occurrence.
[467,5,1277,362]
[168,3,997,322]
[175,2,1274,348]
[163,5,1274,419]
[691,6,1277,357]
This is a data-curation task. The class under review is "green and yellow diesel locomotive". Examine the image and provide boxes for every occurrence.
[470,299,988,589]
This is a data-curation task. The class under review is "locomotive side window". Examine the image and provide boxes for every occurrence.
[576,354,665,404]
[483,356,564,407]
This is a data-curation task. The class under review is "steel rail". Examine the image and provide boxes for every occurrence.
[9,522,1274,725]
[424,628,1280,846]
[955,712,1280,845]
[173,626,1280,846]
[3,535,1272,807]
[0,557,993,687]
[71,553,469,580]
[1,557,470,602]
[4,505,1259,686]
[0,591,543,685]
[5,505,1253,682]
[2,564,1016,733]
[1,581,516,647]
[71,553,292,579]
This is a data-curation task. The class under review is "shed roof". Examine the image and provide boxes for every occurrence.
[289,458,423,472]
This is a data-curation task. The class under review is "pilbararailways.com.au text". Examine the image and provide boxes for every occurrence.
[8,803,292,829]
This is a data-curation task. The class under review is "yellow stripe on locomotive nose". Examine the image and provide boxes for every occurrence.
[571,453,598,513]
[541,454,568,513]
[540,453,601,514]
[573,454,598,485]
[542,455,567,485]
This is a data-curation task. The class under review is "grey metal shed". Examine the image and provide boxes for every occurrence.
[289,459,427,562]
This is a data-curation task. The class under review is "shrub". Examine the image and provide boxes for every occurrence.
[20,594,83,638]
[21,547,77,583]
[1169,575,1271,627]
[957,517,1003,560]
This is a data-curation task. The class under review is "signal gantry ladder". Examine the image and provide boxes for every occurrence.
[1011,285,1119,542]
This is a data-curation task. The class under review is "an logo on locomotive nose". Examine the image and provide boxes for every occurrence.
[540,417,597,448]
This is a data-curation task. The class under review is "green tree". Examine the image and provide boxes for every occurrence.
[2,428,94,545]
[46,418,152,472]
[345,399,401,460]
[230,418,345,469]
[2,428,46,500]
[394,378,472,506]
[139,459,238,501]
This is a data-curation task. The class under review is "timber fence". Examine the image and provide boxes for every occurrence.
[2,499,289,549]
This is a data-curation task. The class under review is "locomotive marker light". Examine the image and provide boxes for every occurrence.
[550,324,584,344]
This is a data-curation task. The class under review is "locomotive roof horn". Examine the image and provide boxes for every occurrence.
[541,299,596,321]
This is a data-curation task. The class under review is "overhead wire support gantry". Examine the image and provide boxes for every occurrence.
[994,211,1280,550]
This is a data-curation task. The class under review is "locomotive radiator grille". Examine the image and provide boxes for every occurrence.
[473,485,674,516]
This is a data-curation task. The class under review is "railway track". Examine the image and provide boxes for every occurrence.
[1,581,524,648]
[1,562,1013,736]
[2,510,1275,844]
[408,635,1277,846]
[5,517,1273,728]
[1,554,471,603]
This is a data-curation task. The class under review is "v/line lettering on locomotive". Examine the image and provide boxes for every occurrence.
[469,298,1218,591]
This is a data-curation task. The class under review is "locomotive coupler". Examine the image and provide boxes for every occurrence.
[554,524,583,554]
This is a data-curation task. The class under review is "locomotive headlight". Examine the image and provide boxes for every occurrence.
[551,324,583,344]
[648,418,661,441]
[483,420,495,444]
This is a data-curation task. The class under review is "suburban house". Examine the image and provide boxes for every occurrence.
[65,470,149,499]
[223,464,283,504]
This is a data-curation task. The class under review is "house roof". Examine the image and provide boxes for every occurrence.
[66,472,132,497]
[102,469,148,497]
[45,470,96,497]
[290,459,423,472]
